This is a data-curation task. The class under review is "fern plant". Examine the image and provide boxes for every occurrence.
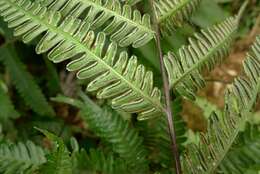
[182,35,260,174]
[0,141,46,173]
[0,0,259,173]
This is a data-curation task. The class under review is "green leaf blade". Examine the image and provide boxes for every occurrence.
[0,44,55,116]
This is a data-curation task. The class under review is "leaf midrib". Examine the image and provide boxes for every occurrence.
[10,0,165,114]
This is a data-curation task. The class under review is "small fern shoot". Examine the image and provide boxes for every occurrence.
[37,128,73,174]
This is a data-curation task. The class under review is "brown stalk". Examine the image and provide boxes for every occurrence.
[148,1,182,173]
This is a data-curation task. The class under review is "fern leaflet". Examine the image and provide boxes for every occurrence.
[0,141,46,174]
[0,80,20,120]
[154,0,201,34]
[219,124,260,174]
[73,148,129,174]
[37,128,73,174]
[164,16,238,100]
[0,44,55,116]
[36,0,155,48]
[194,97,222,119]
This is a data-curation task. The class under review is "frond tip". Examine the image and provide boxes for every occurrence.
[154,0,201,34]
[37,0,155,48]
[164,16,238,100]
[0,0,164,120]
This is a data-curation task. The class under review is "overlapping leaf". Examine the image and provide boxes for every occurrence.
[164,16,238,100]
[36,0,155,47]
[154,0,201,34]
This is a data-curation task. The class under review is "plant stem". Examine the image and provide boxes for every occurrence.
[148,1,182,173]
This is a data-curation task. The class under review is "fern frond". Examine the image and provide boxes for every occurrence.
[0,141,46,174]
[0,81,20,120]
[36,0,155,48]
[79,94,149,172]
[154,0,201,34]
[74,148,129,174]
[122,0,142,6]
[164,16,237,100]
[37,128,73,174]
[52,93,148,171]
[219,124,260,174]
[243,36,260,86]
[181,35,260,174]
[0,0,164,120]
[0,44,55,116]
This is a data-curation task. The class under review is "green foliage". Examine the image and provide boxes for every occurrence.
[0,0,164,120]
[73,148,129,174]
[219,124,260,174]
[138,96,187,169]
[182,35,260,174]
[0,0,259,173]
[37,0,155,48]
[37,128,73,174]
[52,93,148,172]
[0,141,46,173]
[164,16,237,100]
[0,81,19,120]
[86,108,148,171]
[0,44,55,116]
[122,0,142,6]
[154,0,201,34]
